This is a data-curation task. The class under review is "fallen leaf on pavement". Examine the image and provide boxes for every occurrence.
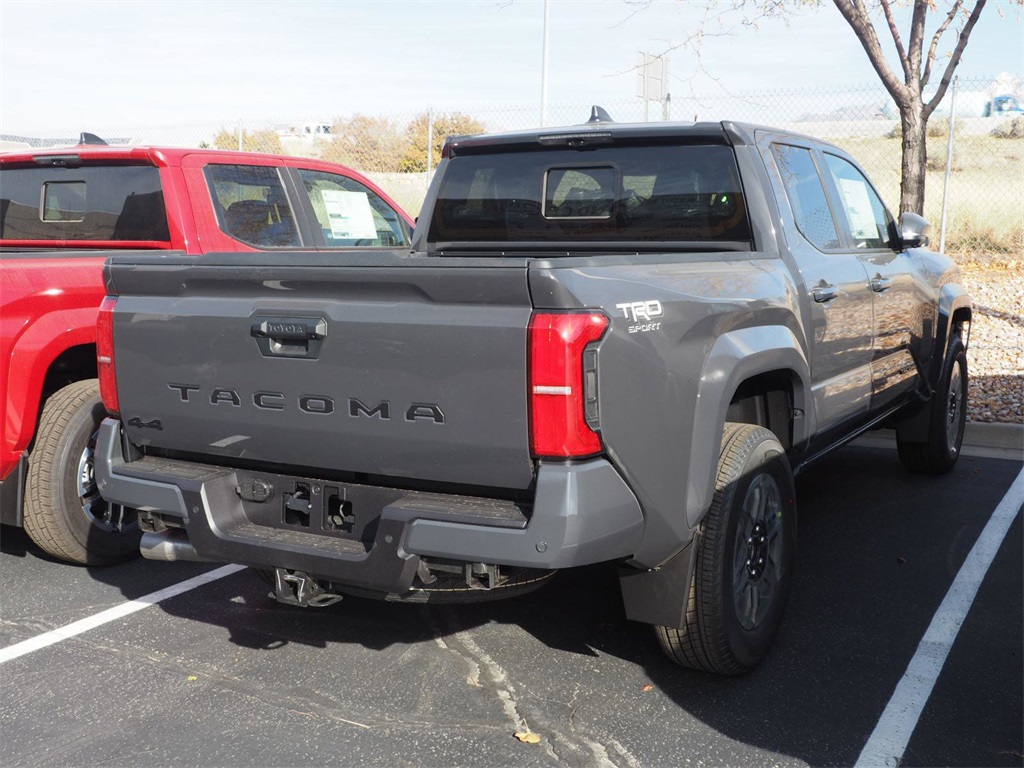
[514,731,541,744]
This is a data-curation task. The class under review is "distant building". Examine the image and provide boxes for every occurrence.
[275,122,333,138]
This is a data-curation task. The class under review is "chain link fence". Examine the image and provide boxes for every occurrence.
[3,76,1021,259]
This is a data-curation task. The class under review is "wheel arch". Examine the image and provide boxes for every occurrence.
[1,341,97,528]
[3,308,98,488]
[686,326,811,531]
[934,284,972,381]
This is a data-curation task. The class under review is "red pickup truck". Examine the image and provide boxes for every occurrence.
[0,136,414,564]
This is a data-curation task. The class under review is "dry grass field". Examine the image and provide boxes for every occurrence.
[837,133,1024,259]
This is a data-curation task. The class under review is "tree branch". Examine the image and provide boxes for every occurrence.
[925,0,988,118]
[906,0,930,89]
[832,0,909,105]
[922,0,964,88]
[879,0,914,84]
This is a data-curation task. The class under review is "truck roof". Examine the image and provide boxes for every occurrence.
[442,117,832,156]
[0,145,363,172]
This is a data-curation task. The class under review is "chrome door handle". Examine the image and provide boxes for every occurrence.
[870,275,892,292]
[812,284,839,303]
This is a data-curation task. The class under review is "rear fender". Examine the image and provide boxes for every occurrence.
[3,309,98,464]
[620,327,809,628]
[686,326,811,529]
[935,284,972,365]
[897,284,971,443]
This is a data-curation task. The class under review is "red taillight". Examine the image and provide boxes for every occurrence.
[529,311,609,458]
[97,296,119,416]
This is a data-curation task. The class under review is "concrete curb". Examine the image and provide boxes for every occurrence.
[964,421,1024,453]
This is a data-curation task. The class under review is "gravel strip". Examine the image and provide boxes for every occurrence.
[959,260,1023,425]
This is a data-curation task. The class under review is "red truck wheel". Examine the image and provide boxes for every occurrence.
[23,380,141,565]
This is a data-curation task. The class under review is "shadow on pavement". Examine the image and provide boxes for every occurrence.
[76,446,1021,767]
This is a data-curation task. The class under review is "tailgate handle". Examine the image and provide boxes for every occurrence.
[251,317,327,359]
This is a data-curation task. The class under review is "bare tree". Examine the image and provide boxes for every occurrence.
[650,0,1012,214]
[831,0,989,214]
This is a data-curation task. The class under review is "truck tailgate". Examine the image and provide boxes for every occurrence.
[108,252,534,490]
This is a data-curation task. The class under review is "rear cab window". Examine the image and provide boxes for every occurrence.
[427,144,752,250]
[0,164,169,243]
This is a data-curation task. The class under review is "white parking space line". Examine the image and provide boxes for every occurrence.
[0,564,246,665]
[855,465,1024,768]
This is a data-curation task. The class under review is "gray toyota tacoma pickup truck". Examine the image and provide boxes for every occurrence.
[95,114,971,673]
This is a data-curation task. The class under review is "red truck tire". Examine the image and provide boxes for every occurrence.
[23,380,140,565]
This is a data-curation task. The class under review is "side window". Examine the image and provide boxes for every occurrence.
[297,170,409,247]
[204,164,300,248]
[823,154,895,250]
[770,144,840,251]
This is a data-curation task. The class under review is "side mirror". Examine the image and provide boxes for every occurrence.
[900,212,931,249]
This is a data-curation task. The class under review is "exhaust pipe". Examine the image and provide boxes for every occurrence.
[140,530,212,562]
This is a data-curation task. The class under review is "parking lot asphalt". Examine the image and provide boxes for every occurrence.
[1,444,1021,768]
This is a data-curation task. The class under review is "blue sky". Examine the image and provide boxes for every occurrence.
[1,0,1021,136]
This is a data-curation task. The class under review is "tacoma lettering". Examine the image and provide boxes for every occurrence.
[167,385,441,423]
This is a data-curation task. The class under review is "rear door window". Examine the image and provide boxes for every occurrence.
[297,170,410,247]
[770,144,841,251]
[0,165,169,242]
[204,164,301,248]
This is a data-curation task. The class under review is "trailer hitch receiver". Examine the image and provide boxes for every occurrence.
[272,568,342,608]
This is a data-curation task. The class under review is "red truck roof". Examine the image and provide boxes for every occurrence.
[0,144,395,188]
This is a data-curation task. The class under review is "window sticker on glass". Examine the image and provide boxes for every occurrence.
[320,190,377,239]
[836,178,878,241]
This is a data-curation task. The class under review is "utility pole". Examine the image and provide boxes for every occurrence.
[939,76,959,255]
[426,109,435,177]
[541,0,550,127]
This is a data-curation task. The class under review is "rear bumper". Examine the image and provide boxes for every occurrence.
[95,419,645,595]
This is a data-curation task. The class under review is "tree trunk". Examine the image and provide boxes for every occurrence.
[898,99,928,215]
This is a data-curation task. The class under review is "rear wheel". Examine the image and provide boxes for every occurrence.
[656,423,796,674]
[23,380,140,565]
[897,332,968,474]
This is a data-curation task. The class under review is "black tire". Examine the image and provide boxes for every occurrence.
[896,333,968,475]
[655,423,797,674]
[23,380,140,565]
